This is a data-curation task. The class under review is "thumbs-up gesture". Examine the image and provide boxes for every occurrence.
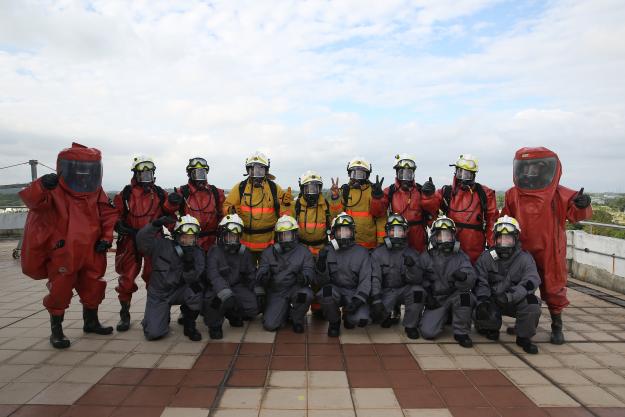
[330,177,340,199]
[372,175,385,198]
[422,177,435,196]
[573,187,591,209]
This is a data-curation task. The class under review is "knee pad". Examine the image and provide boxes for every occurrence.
[322,286,333,298]
[526,294,539,304]
[460,293,471,307]
[358,319,368,327]
[413,291,424,303]
[296,292,308,304]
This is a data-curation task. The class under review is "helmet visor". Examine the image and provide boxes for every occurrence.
[190,168,208,181]
[395,159,416,169]
[335,226,353,239]
[178,223,200,235]
[225,222,243,234]
[135,161,155,171]
[494,222,518,235]
[388,225,407,238]
[188,158,209,170]
[349,168,367,180]
[58,159,102,193]
[513,157,557,190]
[396,168,414,181]
[277,230,296,243]
[496,234,516,248]
[434,229,454,244]
[136,170,154,183]
[224,231,240,245]
[455,168,475,181]
[248,164,266,178]
[302,182,322,195]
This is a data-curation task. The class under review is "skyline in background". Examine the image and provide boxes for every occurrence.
[1,0,624,192]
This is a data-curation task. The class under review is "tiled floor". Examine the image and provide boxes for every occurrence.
[2,241,625,416]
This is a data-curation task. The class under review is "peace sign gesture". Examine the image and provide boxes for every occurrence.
[330,177,340,199]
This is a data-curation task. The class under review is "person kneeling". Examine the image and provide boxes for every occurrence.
[203,214,258,339]
[420,216,476,348]
[474,216,541,354]
[137,215,204,341]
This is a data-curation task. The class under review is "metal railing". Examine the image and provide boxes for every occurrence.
[568,222,625,274]
[578,220,625,232]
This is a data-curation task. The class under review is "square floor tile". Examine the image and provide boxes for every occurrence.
[403,409,453,417]
[202,343,239,356]
[342,345,376,356]
[426,370,471,387]
[194,356,233,371]
[347,371,391,388]
[273,343,306,356]
[262,388,307,409]
[0,382,49,405]
[268,371,307,388]
[393,387,445,408]
[308,388,353,409]
[141,369,187,386]
[565,386,625,407]
[122,386,176,407]
[479,386,535,408]
[380,356,419,370]
[77,384,134,406]
[227,369,267,387]
[160,407,210,417]
[183,370,225,387]
[235,355,270,370]
[436,386,489,407]
[239,343,272,356]
[270,356,306,371]
[8,404,69,417]
[415,356,457,370]
[109,406,164,417]
[99,368,148,385]
[351,388,399,409]
[308,371,349,388]
[170,387,217,408]
[308,355,344,371]
[308,344,342,356]
[543,369,593,386]
[374,344,411,356]
[386,370,429,388]
[218,388,263,409]
[518,386,579,407]
[344,356,382,371]
[28,382,92,405]
[157,355,197,369]
[308,410,355,417]
[60,405,116,417]
[465,370,512,387]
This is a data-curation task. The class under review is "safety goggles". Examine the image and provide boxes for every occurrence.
[432,217,455,230]
[302,182,322,195]
[335,226,354,239]
[136,170,154,183]
[224,222,243,234]
[388,225,407,239]
[494,222,518,235]
[434,229,454,243]
[177,223,200,235]
[455,168,475,181]
[188,158,209,169]
[349,168,367,180]
[396,159,416,169]
[396,168,414,181]
[277,230,296,243]
[248,164,266,178]
[190,168,208,181]
[495,234,516,248]
[135,161,155,172]
[456,158,477,171]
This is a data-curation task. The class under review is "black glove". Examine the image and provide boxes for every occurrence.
[344,297,364,313]
[573,188,591,209]
[296,273,309,287]
[371,175,384,199]
[452,270,468,282]
[422,177,435,196]
[256,294,267,313]
[182,248,195,272]
[425,292,441,310]
[221,295,239,314]
[190,282,203,294]
[168,192,183,206]
[152,215,177,228]
[316,246,329,272]
[94,240,112,253]
[370,302,387,322]
[41,173,59,190]
[475,301,491,321]
[403,254,416,267]
[115,221,137,236]
[494,292,509,306]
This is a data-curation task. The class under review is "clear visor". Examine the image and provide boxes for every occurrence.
[225,223,243,234]
[277,230,296,243]
[177,223,200,235]
[178,234,197,247]
[224,231,240,245]
[190,168,207,181]
[388,225,407,238]
[335,226,354,239]
[455,168,475,181]
[188,158,208,169]
[496,234,516,248]
[302,182,322,195]
[513,157,557,190]
[58,159,102,193]
[396,168,414,181]
[248,164,266,178]
[395,159,416,169]
[136,170,154,183]
[349,168,367,180]
[434,229,454,244]
[135,161,155,171]
[494,223,518,235]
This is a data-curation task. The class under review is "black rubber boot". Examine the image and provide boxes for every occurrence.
[487,330,500,341]
[405,327,420,340]
[380,315,393,328]
[83,307,113,335]
[343,318,355,329]
[454,333,473,348]
[116,301,131,332]
[506,326,516,335]
[50,313,70,349]
[177,307,185,325]
[390,305,401,325]
[181,305,202,341]
[292,323,304,333]
[209,326,223,340]
[550,313,565,345]
[517,337,539,354]
[328,321,341,337]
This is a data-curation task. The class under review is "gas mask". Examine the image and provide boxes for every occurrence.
[495,233,517,260]
[332,225,355,249]
[247,164,267,187]
[432,229,456,254]
[302,182,321,206]
[396,168,415,190]
[455,168,475,189]
[384,225,407,249]
[348,168,368,187]
[275,229,297,253]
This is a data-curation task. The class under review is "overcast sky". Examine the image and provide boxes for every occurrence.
[1,0,624,193]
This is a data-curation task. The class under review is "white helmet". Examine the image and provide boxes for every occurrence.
[275,215,299,232]
[300,170,323,186]
[346,156,371,172]
[218,214,244,233]
[131,155,155,172]
[174,215,201,235]
[245,151,270,168]
[393,153,417,170]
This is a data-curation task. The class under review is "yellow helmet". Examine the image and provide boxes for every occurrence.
[393,153,417,170]
[245,151,270,168]
[346,157,371,173]
[300,170,323,186]
[452,154,479,172]
[331,212,355,228]
[131,155,155,172]
[275,215,299,232]
[493,215,521,235]
[174,215,201,235]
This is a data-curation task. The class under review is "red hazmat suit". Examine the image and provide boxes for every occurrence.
[19,143,117,316]
[502,147,592,314]
[370,180,436,252]
[164,181,225,251]
[113,179,168,302]
[421,178,499,264]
